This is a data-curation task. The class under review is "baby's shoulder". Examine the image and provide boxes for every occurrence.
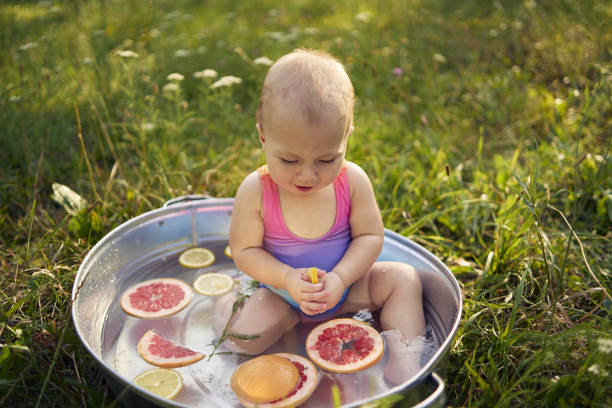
[234,171,263,210]
[343,161,373,197]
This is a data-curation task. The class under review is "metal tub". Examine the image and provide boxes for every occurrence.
[72,197,461,407]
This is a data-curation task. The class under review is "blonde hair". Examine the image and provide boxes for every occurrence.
[257,49,354,136]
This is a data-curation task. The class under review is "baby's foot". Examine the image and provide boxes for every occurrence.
[382,329,426,385]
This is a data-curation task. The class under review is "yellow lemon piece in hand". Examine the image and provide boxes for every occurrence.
[224,245,232,258]
[309,267,318,284]
[178,247,215,269]
[133,368,183,400]
[193,273,234,296]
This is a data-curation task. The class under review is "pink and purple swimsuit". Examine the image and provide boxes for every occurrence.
[258,165,352,321]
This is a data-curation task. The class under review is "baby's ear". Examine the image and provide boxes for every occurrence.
[256,123,265,144]
[346,124,354,137]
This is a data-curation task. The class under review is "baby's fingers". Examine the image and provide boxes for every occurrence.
[300,282,324,293]
[300,301,327,315]
[300,290,329,302]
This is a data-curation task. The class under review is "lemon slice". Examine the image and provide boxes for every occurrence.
[133,368,183,400]
[193,273,234,296]
[224,245,232,258]
[178,247,215,269]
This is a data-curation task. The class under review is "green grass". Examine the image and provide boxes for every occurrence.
[1,0,611,406]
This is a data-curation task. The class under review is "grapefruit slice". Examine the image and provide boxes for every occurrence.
[178,247,215,268]
[137,330,205,368]
[193,272,234,296]
[120,278,193,319]
[231,353,318,408]
[133,367,183,400]
[306,318,384,373]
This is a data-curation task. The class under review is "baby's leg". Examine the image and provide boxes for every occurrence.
[341,261,425,384]
[213,287,299,355]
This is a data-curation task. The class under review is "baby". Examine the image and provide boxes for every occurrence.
[215,49,425,385]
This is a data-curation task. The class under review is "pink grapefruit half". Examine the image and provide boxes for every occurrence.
[120,278,193,319]
[306,318,384,373]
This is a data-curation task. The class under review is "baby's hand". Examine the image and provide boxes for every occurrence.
[319,271,346,312]
[284,268,329,315]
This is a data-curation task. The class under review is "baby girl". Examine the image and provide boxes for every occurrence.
[215,48,425,384]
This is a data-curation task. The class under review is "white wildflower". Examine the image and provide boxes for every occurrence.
[304,27,318,35]
[598,338,612,354]
[253,56,274,66]
[210,75,242,89]
[167,73,184,81]
[197,46,207,54]
[165,11,181,20]
[550,375,560,383]
[162,82,180,92]
[554,98,563,106]
[115,50,139,58]
[142,123,155,131]
[193,69,218,79]
[355,11,373,23]
[19,42,39,51]
[573,89,580,97]
[587,364,608,377]
[433,53,447,63]
[150,28,161,38]
[511,65,522,74]
[9,95,22,103]
[82,57,94,64]
[174,49,192,57]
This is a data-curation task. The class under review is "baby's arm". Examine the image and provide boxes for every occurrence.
[230,172,328,315]
[322,162,384,306]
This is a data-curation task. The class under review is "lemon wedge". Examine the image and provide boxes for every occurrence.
[224,245,232,258]
[193,273,234,296]
[133,368,183,400]
[178,247,215,269]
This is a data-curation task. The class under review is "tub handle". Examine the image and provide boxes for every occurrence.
[163,194,212,207]
[412,371,446,408]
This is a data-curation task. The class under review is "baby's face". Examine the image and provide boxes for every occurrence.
[259,105,348,196]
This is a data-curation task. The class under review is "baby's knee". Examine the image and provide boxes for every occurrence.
[373,262,422,292]
[213,289,299,355]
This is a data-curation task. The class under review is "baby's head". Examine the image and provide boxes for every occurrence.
[257,49,354,143]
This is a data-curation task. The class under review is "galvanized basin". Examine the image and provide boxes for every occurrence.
[72,197,461,407]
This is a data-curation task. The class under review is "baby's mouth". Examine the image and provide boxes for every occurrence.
[296,185,313,192]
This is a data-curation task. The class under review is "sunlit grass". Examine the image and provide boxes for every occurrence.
[1,0,611,407]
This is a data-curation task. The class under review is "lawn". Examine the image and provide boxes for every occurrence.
[1,0,611,406]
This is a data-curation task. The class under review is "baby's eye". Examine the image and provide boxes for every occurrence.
[319,158,336,164]
[280,158,298,164]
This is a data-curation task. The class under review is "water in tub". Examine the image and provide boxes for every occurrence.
[104,241,438,407]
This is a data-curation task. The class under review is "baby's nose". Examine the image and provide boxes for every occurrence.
[298,166,317,184]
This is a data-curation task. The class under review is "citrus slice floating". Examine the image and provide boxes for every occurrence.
[137,330,205,368]
[306,318,384,373]
[178,247,215,269]
[193,273,234,296]
[120,278,193,319]
[133,368,183,400]
[224,245,232,258]
[231,353,318,408]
